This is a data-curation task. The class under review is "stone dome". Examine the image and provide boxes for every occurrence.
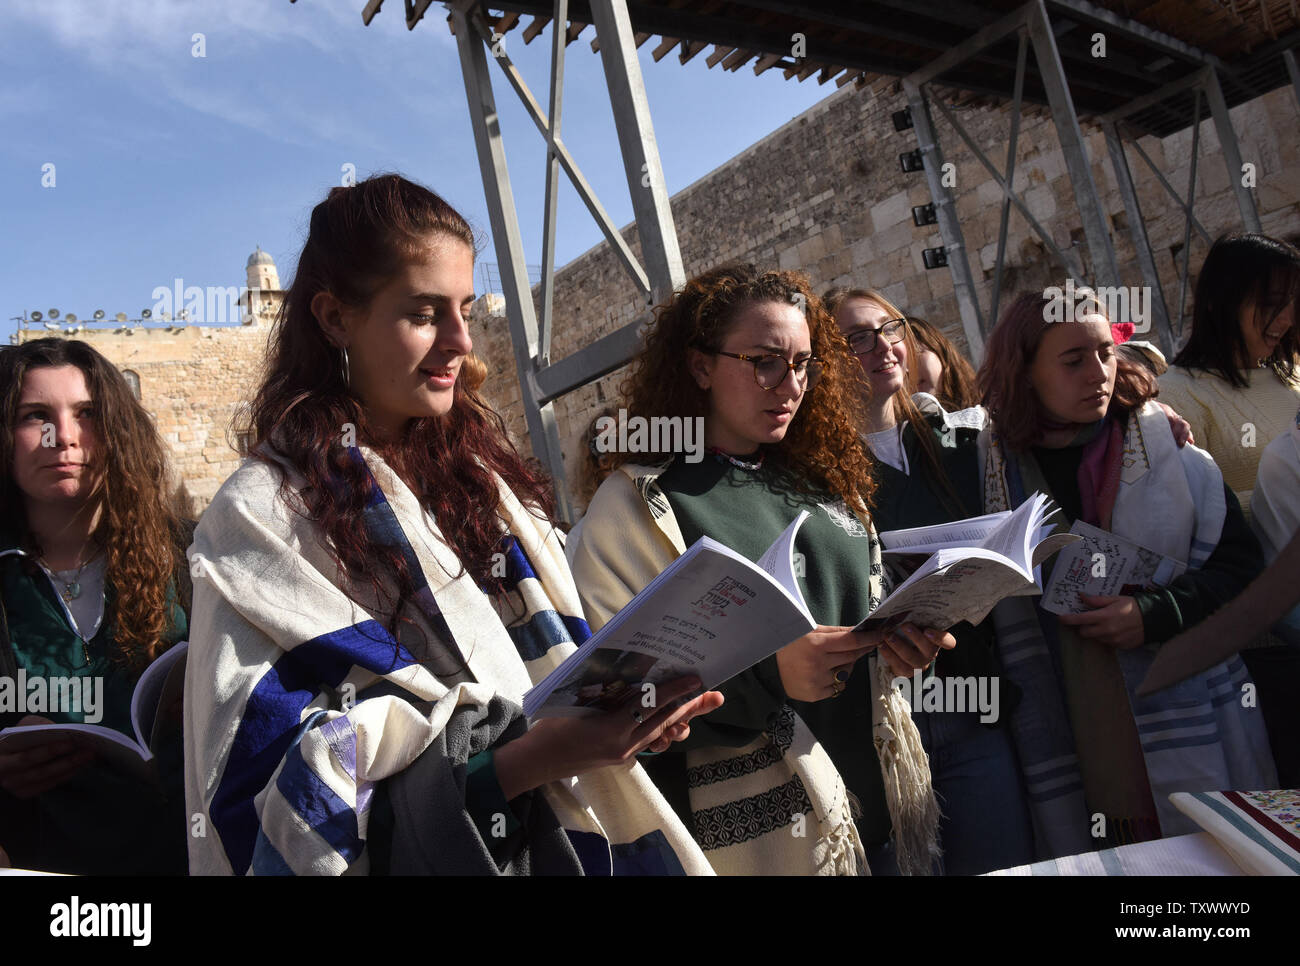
[247,246,275,268]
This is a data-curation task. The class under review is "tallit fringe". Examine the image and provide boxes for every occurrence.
[872,658,942,876]
[816,796,870,875]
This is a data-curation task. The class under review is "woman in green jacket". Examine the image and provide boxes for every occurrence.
[0,338,191,874]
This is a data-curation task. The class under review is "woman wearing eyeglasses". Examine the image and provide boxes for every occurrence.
[570,264,955,876]
[824,288,1034,874]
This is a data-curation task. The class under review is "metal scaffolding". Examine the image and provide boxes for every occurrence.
[356,0,1297,507]
[448,0,685,521]
[1101,65,1263,353]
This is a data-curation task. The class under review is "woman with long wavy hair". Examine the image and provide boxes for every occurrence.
[0,338,191,874]
[570,264,955,876]
[183,174,720,876]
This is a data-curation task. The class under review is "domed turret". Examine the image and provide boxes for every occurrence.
[245,246,280,292]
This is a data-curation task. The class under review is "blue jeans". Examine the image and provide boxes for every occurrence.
[910,708,1035,875]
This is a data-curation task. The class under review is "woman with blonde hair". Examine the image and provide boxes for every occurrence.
[572,264,955,875]
[824,288,1032,874]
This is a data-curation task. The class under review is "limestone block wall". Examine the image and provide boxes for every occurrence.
[18,322,271,512]
[469,79,1300,513]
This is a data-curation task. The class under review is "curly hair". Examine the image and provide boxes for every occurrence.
[980,291,1157,451]
[577,405,620,510]
[616,263,876,513]
[0,338,184,668]
[906,316,981,411]
[247,174,554,643]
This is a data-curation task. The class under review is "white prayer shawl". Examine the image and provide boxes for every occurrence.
[981,402,1277,841]
[572,462,942,876]
[184,448,712,876]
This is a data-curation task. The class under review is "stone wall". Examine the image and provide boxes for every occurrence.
[17,79,1298,518]
[469,79,1300,514]
[17,322,272,512]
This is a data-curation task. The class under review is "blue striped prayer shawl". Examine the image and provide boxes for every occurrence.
[184,446,711,875]
[979,403,1277,859]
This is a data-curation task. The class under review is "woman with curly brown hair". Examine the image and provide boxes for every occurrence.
[570,264,954,875]
[0,338,191,874]
[184,174,719,876]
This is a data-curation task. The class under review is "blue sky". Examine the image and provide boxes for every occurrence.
[0,1,832,342]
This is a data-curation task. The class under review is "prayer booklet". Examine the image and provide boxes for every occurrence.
[527,514,816,718]
[0,641,188,782]
[1039,521,1183,616]
[858,492,1079,631]
[530,495,1079,719]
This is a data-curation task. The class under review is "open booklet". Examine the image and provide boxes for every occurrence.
[526,513,816,718]
[0,641,188,782]
[859,492,1080,631]
[1039,521,1183,615]
[530,494,1079,718]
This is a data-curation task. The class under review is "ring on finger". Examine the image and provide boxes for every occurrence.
[631,709,644,724]
[834,667,850,684]
[830,680,846,697]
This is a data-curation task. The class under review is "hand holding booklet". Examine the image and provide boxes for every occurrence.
[1039,521,1183,616]
[528,493,1079,719]
[526,513,817,718]
[0,641,188,783]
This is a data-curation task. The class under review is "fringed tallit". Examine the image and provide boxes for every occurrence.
[980,403,1277,853]
[571,462,941,875]
[183,446,713,875]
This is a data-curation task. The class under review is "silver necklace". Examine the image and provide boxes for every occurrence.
[707,447,765,471]
[42,550,95,603]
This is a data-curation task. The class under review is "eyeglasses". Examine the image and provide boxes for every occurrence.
[847,318,907,355]
[711,350,824,390]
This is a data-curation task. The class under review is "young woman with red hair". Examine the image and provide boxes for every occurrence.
[976,291,1275,852]
[183,175,720,876]
[571,266,955,876]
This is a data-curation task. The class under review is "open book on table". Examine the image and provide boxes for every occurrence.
[0,640,188,782]
[859,492,1080,631]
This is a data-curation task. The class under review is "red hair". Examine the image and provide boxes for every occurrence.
[248,175,553,637]
[979,291,1156,451]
